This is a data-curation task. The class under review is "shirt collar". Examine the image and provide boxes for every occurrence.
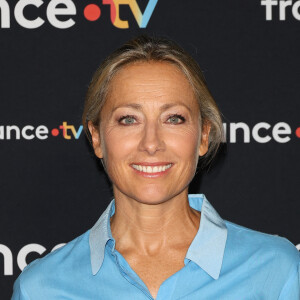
[185,194,228,279]
[89,194,228,280]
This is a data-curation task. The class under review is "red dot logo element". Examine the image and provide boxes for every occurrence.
[84,4,101,21]
[51,128,59,136]
[296,127,300,138]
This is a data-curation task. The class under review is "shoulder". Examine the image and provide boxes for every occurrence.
[221,220,299,297]
[12,230,91,298]
[21,229,91,278]
[225,220,299,270]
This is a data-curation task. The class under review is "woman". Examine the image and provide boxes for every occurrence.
[12,35,299,299]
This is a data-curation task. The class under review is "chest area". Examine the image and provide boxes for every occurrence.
[134,258,184,296]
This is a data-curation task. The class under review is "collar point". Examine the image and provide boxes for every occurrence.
[210,270,221,280]
[92,264,101,276]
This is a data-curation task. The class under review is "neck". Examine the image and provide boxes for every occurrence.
[110,189,201,256]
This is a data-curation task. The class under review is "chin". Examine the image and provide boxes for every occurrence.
[134,195,168,205]
[113,180,187,205]
[129,186,178,205]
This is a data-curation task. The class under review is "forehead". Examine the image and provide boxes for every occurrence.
[105,61,198,109]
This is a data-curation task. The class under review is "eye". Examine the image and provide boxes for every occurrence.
[118,115,137,125]
[166,114,186,124]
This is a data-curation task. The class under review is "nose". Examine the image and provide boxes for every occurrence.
[138,120,165,155]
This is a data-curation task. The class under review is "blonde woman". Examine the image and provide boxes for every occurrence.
[12,35,300,300]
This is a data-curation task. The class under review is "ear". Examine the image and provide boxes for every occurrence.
[88,121,103,159]
[198,121,211,157]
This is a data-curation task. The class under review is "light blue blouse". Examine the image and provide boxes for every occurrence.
[12,194,300,299]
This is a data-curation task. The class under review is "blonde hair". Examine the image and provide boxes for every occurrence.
[82,35,224,164]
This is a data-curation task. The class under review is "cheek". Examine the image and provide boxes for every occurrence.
[101,127,138,164]
[165,127,200,160]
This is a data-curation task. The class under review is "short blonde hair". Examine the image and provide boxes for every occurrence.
[82,35,224,164]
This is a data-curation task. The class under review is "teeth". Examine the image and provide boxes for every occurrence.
[132,164,172,173]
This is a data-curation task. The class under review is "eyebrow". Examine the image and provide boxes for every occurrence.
[111,102,192,113]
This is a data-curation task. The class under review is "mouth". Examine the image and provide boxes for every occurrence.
[130,162,173,177]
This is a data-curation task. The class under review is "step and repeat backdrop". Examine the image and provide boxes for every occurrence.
[1,0,299,298]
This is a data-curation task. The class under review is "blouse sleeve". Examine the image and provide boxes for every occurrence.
[278,261,300,299]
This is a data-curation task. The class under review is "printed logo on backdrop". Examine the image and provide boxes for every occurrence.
[0,0,158,29]
[261,0,300,20]
[0,122,83,140]
[1,122,300,142]
[223,122,300,143]
[1,242,299,276]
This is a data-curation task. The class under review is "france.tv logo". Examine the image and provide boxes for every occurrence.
[0,0,158,29]
[0,122,83,140]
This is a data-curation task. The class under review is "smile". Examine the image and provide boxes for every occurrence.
[130,163,173,177]
[131,163,172,173]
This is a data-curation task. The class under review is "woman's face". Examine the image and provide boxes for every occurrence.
[89,61,210,204]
